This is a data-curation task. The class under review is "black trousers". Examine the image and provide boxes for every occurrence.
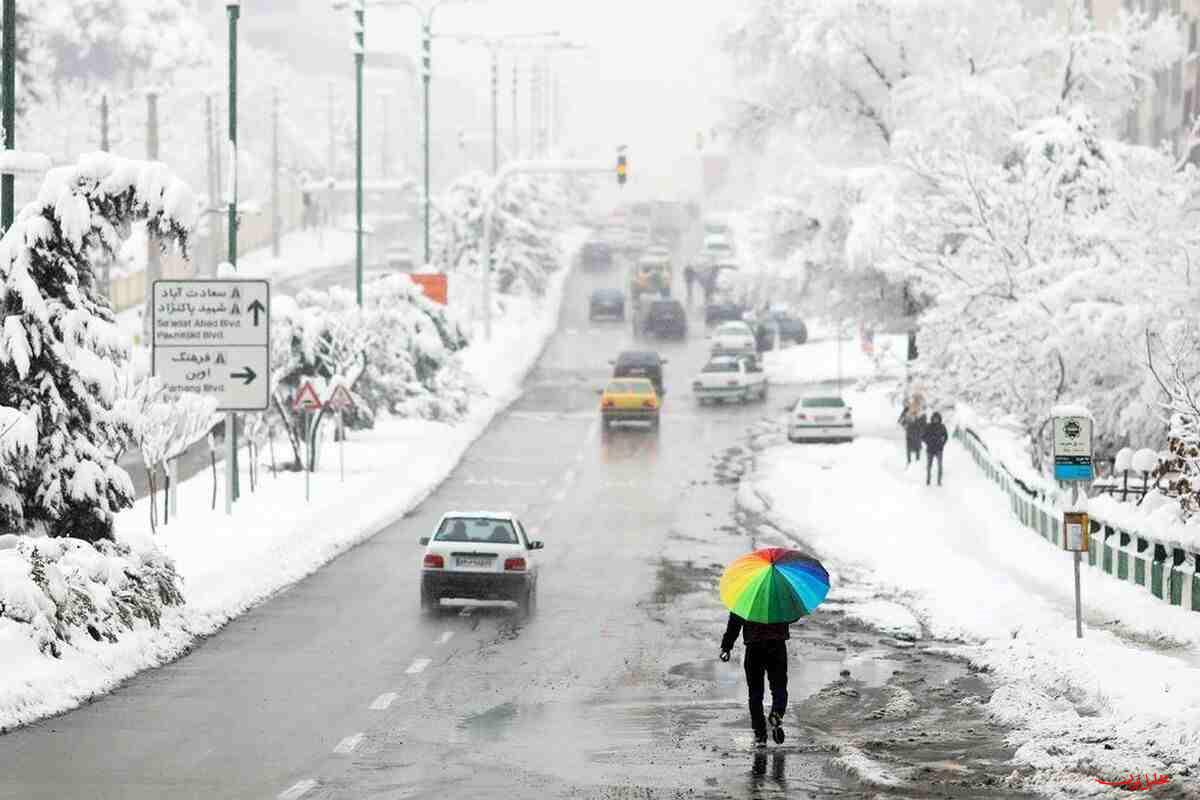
[906,441,921,464]
[744,641,788,735]
[927,449,943,485]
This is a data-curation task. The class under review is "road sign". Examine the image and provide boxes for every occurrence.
[151,280,270,411]
[410,273,447,305]
[293,381,323,412]
[326,384,354,411]
[1053,414,1094,482]
[1063,511,1090,552]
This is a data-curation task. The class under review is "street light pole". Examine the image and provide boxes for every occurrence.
[355,1,365,306]
[1,0,16,234]
[226,0,241,511]
[422,20,431,264]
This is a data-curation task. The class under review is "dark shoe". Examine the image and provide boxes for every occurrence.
[754,733,767,748]
[768,711,785,744]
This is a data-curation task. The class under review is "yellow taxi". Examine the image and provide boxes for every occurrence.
[600,377,660,430]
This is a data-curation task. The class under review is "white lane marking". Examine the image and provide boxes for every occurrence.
[437,631,454,645]
[405,657,432,675]
[369,692,398,710]
[333,732,364,754]
[278,779,317,799]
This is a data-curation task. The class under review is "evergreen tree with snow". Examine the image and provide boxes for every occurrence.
[0,153,194,542]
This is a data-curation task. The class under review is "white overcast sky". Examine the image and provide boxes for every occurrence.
[231,0,735,198]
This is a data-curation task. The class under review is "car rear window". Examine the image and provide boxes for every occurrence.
[607,379,653,394]
[800,397,846,409]
[435,517,518,544]
[702,361,739,373]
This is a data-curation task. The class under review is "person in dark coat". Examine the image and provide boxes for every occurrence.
[683,265,696,305]
[923,411,949,486]
[721,613,790,747]
[899,406,927,465]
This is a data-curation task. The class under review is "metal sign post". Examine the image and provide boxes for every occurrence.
[151,279,270,516]
[1053,407,1094,639]
[326,384,354,483]
[293,381,323,502]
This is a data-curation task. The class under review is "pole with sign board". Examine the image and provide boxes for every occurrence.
[326,384,354,482]
[293,381,322,501]
[1052,406,1094,639]
[151,279,270,516]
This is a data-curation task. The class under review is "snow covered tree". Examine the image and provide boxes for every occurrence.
[0,153,195,542]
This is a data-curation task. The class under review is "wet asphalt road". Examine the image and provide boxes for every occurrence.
[0,233,1035,799]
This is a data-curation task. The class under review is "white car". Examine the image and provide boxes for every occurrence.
[692,354,767,404]
[788,396,855,443]
[419,511,543,613]
[710,320,757,355]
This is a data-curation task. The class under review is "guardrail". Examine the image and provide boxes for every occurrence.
[956,427,1200,614]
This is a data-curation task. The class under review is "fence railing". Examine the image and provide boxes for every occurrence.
[956,427,1200,614]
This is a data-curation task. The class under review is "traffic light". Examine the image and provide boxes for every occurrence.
[617,146,627,187]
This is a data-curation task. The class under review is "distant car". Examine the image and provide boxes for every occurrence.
[580,240,614,271]
[705,300,745,326]
[589,288,626,321]
[754,312,808,350]
[700,242,735,264]
[642,298,688,339]
[692,354,767,404]
[610,350,668,396]
[385,244,416,272]
[703,217,731,237]
[702,233,732,251]
[788,396,855,443]
[600,377,660,430]
[419,511,543,614]
[710,320,757,355]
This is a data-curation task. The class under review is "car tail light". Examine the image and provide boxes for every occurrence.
[844,411,852,420]
[504,557,527,571]
[423,553,444,569]
[642,399,657,409]
[796,413,808,421]
[727,380,738,386]
[603,398,615,408]
[692,381,702,390]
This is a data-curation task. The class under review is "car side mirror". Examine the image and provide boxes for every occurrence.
[529,540,544,550]
[419,537,430,545]
[660,359,669,365]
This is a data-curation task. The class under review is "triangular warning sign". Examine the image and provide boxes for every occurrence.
[215,353,226,365]
[229,303,241,315]
[231,287,241,298]
[292,381,323,411]
[326,384,354,411]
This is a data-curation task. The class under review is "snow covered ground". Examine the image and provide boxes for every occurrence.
[0,233,582,731]
[743,384,1200,796]
[764,331,908,386]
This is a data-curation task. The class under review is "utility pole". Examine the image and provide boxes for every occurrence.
[511,58,519,158]
[210,94,225,277]
[100,94,110,151]
[98,94,111,300]
[1,0,16,234]
[272,87,280,258]
[491,50,498,174]
[421,19,431,265]
[226,0,241,510]
[144,90,160,340]
[355,2,365,306]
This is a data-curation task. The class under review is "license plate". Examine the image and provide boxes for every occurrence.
[456,557,492,568]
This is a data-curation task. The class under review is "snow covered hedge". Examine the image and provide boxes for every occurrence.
[0,152,194,543]
[0,533,183,659]
[266,275,470,470]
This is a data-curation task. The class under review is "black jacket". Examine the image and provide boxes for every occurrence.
[901,411,926,447]
[923,420,949,454]
[721,612,790,651]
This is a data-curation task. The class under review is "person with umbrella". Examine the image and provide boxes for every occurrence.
[719,548,830,747]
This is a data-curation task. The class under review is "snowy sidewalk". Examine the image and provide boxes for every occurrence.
[745,386,1200,795]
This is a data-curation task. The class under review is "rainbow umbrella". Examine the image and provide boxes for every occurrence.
[719,548,830,624]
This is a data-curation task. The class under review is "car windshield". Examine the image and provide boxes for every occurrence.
[716,323,750,335]
[607,379,653,394]
[800,397,846,409]
[702,360,739,373]
[435,517,518,544]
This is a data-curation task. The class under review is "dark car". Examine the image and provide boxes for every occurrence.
[705,300,745,326]
[643,299,688,339]
[580,240,614,271]
[755,313,808,350]
[589,288,625,321]
[610,350,668,396]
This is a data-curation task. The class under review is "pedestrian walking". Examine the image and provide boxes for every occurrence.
[923,411,949,486]
[684,265,696,305]
[700,270,715,307]
[899,403,926,466]
[720,612,790,747]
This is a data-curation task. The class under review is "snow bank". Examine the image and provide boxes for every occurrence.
[0,229,586,730]
[763,333,908,386]
[749,385,1200,791]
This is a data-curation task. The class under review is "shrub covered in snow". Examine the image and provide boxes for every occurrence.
[431,171,576,297]
[0,533,183,658]
[267,275,470,470]
[0,153,194,542]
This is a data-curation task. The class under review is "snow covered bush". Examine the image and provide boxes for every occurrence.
[267,276,469,470]
[0,153,194,542]
[0,533,183,658]
[431,171,573,297]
